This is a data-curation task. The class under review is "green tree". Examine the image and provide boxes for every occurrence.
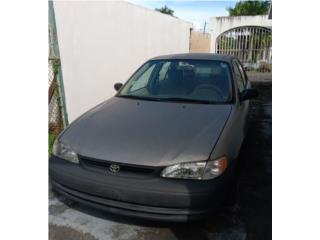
[155,5,174,16]
[227,1,270,16]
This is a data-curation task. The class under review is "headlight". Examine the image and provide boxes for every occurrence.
[52,139,79,164]
[161,157,228,180]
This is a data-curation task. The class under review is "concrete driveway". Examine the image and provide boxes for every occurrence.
[49,74,272,240]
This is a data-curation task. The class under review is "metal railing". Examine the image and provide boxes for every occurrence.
[216,26,272,71]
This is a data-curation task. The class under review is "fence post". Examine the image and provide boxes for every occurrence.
[48,1,68,127]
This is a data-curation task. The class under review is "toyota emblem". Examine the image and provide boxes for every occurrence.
[109,164,120,173]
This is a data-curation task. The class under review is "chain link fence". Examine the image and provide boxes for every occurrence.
[49,1,68,153]
[48,58,63,135]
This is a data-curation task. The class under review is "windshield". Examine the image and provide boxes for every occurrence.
[118,60,233,104]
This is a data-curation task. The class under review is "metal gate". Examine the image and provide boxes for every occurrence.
[215,26,272,71]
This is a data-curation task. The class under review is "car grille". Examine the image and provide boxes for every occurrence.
[78,155,157,177]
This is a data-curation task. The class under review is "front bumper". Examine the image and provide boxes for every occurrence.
[49,156,234,222]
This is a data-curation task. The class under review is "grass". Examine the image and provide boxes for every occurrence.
[49,133,57,155]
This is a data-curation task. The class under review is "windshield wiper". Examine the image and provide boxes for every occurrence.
[159,97,218,104]
[117,95,220,104]
[117,95,162,101]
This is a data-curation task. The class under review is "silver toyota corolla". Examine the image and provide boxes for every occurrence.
[49,53,257,222]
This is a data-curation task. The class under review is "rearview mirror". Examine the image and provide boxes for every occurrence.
[114,82,123,91]
[240,88,258,101]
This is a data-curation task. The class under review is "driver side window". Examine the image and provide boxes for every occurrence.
[236,61,247,87]
[233,61,245,92]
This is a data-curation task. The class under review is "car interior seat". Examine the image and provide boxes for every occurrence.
[157,67,186,96]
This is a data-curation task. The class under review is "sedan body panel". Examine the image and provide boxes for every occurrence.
[49,54,255,221]
[60,97,232,166]
[49,155,236,221]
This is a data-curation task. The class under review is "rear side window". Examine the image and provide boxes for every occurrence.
[233,61,245,92]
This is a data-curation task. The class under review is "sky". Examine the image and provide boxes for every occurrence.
[127,1,237,31]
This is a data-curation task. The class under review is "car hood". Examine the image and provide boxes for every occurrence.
[60,97,232,167]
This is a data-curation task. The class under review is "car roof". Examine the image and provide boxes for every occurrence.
[149,53,235,63]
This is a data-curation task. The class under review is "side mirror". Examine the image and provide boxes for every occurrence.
[114,82,123,91]
[240,88,258,101]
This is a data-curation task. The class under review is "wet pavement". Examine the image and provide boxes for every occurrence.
[49,75,272,240]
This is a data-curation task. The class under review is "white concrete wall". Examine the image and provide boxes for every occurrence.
[53,1,192,122]
[210,15,272,52]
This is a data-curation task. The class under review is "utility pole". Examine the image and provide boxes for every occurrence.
[203,21,207,34]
